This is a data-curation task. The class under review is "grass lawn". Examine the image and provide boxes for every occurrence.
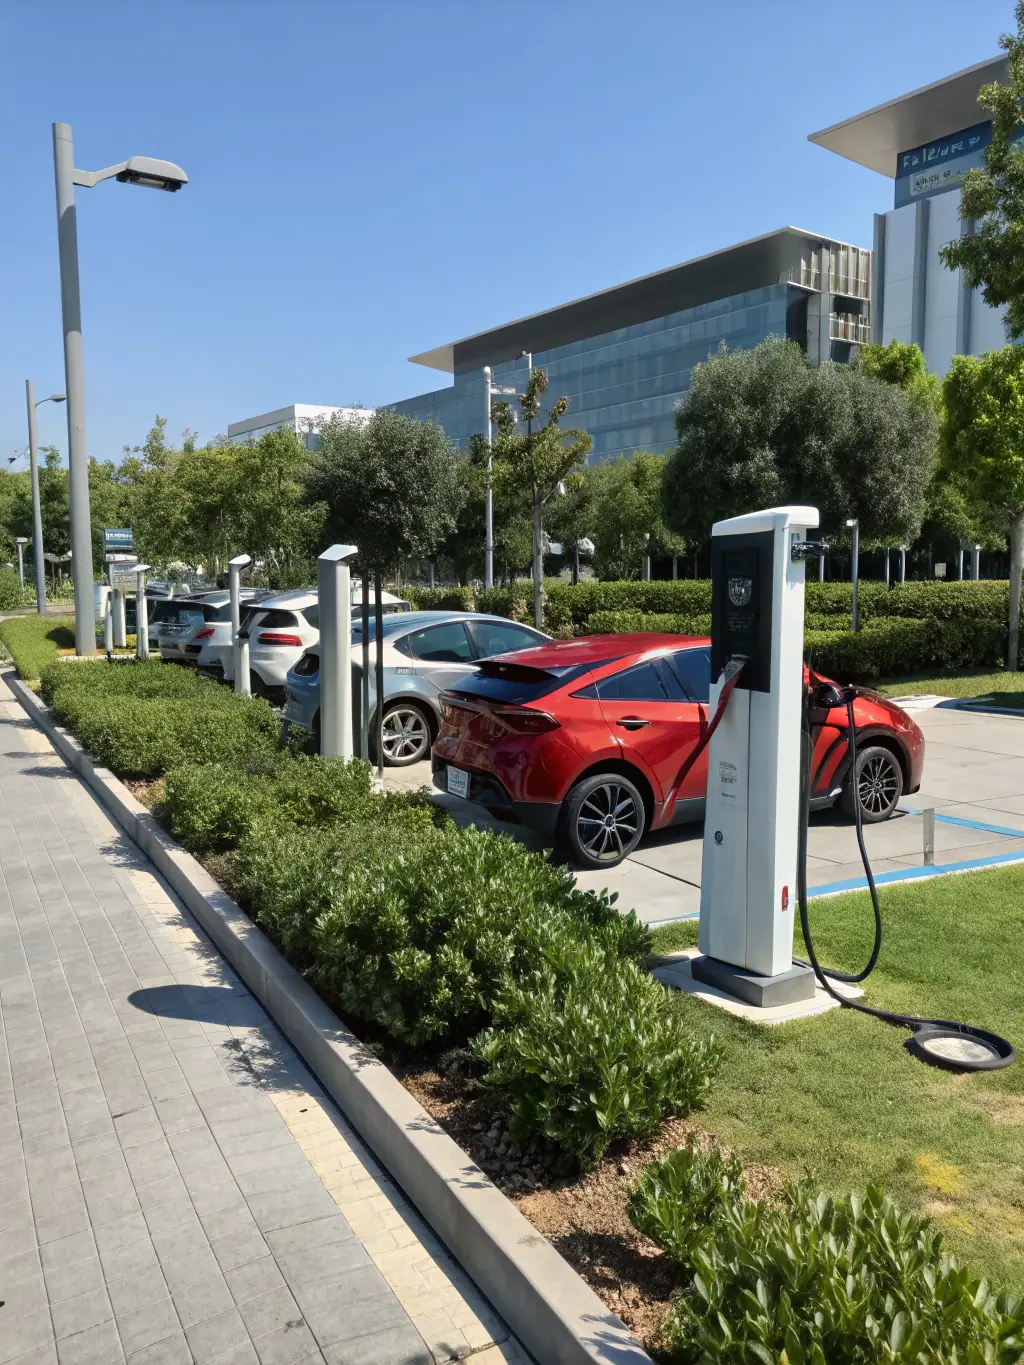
[0,613,77,679]
[877,666,1024,709]
[649,865,1024,1292]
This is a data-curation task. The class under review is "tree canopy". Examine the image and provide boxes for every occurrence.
[663,338,937,546]
[939,0,1024,337]
[307,407,464,572]
[942,346,1024,667]
[587,452,686,579]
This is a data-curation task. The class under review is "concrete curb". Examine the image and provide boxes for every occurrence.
[8,672,651,1365]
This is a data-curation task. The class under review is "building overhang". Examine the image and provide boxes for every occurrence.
[808,55,1007,177]
[409,226,865,376]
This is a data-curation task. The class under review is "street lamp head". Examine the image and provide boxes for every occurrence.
[115,156,188,192]
[845,518,858,529]
[49,394,66,404]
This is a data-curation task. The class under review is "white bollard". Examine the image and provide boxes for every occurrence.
[229,554,252,695]
[135,565,151,660]
[318,544,358,759]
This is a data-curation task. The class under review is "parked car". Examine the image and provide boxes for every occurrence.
[431,633,926,869]
[155,591,264,665]
[202,587,413,701]
[284,611,549,766]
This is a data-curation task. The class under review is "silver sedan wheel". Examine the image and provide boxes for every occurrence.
[857,751,901,817]
[381,704,431,765]
[576,781,642,863]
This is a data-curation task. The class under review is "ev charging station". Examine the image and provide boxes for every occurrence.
[691,505,820,1009]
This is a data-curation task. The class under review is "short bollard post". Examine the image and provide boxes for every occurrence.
[103,594,113,658]
[228,554,252,695]
[135,565,150,660]
[923,808,935,866]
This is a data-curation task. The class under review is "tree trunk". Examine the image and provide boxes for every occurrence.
[532,487,543,630]
[572,545,579,587]
[1009,509,1024,672]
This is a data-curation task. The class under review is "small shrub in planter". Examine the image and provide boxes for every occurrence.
[0,567,23,612]
[473,936,721,1169]
[627,1143,743,1265]
[0,614,77,680]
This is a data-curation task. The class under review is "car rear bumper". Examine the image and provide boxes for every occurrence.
[431,756,560,837]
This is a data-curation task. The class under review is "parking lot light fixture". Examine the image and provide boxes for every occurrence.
[846,518,860,632]
[52,123,187,657]
[318,545,358,760]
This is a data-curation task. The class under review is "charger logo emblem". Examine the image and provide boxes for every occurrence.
[728,577,753,607]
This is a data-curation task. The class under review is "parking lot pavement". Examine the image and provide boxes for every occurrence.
[394,704,1024,926]
[0,685,523,1365]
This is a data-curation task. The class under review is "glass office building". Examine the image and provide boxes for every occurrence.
[391,227,870,461]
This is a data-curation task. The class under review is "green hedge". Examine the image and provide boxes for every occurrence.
[629,1145,1024,1361]
[0,614,77,679]
[0,567,23,613]
[806,617,1006,682]
[404,585,476,612]
[42,659,278,776]
[585,611,712,636]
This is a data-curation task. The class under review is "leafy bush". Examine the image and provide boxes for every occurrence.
[0,614,76,679]
[586,611,712,636]
[661,1178,1024,1363]
[628,1144,743,1266]
[477,581,535,623]
[405,585,476,612]
[41,659,279,776]
[473,935,721,1169]
[234,822,650,1047]
[163,752,438,854]
[0,567,23,612]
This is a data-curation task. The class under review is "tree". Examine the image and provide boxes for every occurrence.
[941,347,1024,668]
[588,452,686,580]
[664,338,937,547]
[857,339,942,416]
[491,369,591,626]
[939,1,1024,337]
[545,465,597,585]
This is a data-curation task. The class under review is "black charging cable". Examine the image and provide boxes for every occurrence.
[796,678,1015,1073]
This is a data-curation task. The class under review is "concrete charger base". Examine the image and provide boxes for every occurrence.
[690,953,816,1007]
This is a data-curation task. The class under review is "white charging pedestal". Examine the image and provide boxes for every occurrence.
[691,505,819,1009]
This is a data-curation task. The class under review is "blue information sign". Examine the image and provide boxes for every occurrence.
[103,528,134,551]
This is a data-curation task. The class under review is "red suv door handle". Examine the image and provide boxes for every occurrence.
[617,717,651,730]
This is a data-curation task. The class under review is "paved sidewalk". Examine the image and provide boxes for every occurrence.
[0,681,524,1365]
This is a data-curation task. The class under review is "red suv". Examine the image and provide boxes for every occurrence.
[432,633,925,869]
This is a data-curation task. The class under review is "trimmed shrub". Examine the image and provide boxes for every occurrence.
[477,581,534,623]
[0,614,77,679]
[163,753,439,855]
[585,611,711,636]
[405,585,476,611]
[628,1144,743,1266]
[474,935,721,1169]
[41,658,214,705]
[661,1178,1024,1362]
[234,823,650,1047]
[0,568,23,612]
[807,617,1006,682]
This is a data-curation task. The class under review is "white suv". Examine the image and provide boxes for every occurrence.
[197,590,320,700]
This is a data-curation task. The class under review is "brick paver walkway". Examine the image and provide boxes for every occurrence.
[0,677,524,1365]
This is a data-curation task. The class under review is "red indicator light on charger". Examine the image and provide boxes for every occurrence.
[781,885,789,912]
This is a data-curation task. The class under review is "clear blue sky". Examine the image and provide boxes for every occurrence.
[0,0,1013,465]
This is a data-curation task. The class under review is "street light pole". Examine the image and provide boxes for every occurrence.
[51,122,188,656]
[24,385,66,616]
[53,124,95,656]
[484,367,494,590]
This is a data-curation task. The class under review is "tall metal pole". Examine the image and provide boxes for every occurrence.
[318,545,356,759]
[374,568,385,779]
[25,381,47,615]
[135,565,150,660]
[360,573,370,761]
[53,123,95,656]
[16,543,25,590]
[484,367,494,590]
[850,520,860,633]
[972,544,981,581]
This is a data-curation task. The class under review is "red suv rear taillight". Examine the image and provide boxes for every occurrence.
[257,632,303,647]
[193,627,216,640]
[491,705,560,734]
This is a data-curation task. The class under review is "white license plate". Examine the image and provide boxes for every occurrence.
[447,765,470,799]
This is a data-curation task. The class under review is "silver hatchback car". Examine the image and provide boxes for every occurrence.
[284,611,549,765]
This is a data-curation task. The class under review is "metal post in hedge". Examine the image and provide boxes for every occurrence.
[846,518,860,632]
[318,544,357,759]
[972,544,981,581]
[899,546,906,583]
[228,553,251,695]
[135,564,150,660]
[360,572,370,761]
[15,537,28,590]
[374,567,385,779]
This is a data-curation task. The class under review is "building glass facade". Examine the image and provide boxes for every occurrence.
[393,283,803,460]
